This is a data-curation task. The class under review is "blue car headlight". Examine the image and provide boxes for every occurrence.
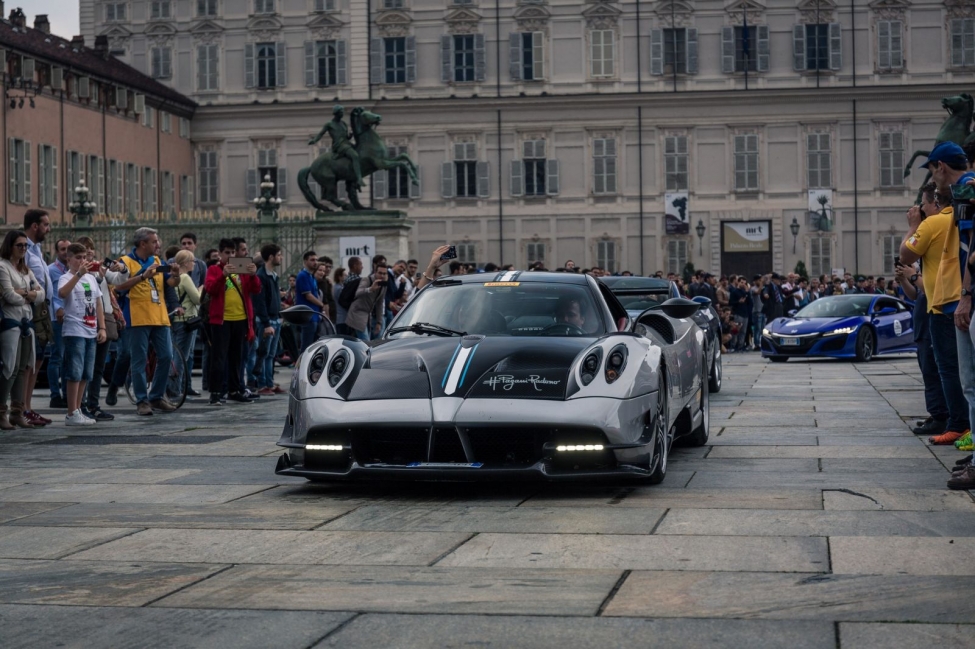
[824,326,857,336]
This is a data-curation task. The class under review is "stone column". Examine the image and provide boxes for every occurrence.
[313,211,415,267]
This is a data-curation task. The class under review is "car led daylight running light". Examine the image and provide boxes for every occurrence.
[556,444,605,452]
[306,444,344,451]
[824,326,856,336]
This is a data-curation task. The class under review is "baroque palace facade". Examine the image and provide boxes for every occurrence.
[81,0,975,276]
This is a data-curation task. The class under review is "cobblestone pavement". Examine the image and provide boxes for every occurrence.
[0,354,973,648]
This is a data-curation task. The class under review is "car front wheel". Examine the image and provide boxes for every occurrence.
[647,385,669,485]
[708,351,722,393]
[855,327,875,362]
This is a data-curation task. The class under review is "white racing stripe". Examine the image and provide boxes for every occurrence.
[444,346,473,395]
[499,271,517,282]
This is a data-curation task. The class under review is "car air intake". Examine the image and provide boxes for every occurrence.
[638,314,675,344]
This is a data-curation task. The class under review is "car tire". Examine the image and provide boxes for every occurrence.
[708,351,722,393]
[855,327,874,362]
[768,356,788,363]
[687,363,710,447]
[647,383,669,485]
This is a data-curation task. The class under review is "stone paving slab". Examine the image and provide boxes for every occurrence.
[520,487,824,510]
[0,468,203,484]
[821,459,948,474]
[247,484,534,507]
[655,509,975,537]
[668,458,821,472]
[686,470,948,490]
[316,614,837,649]
[0,483,18,491]
[708,445,931,459]
[72,528,472,566]
[0,605,355,649]
[815,436,923,446]
[0,559,228,606]
[708,433,821,446]
[838,622,975,649]
[0,483,274,504]
[6,501,358,530]
[0,525,138,559]
[602,570,975,622]
[0,502,70,524]
[822,487,975,511]
[156,565,622,616]
[119,456,306,484]
[321,505,667,534]
[830,537,975,575]
[437,533,829,572]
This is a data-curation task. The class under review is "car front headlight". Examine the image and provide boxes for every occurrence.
[762,327,771,337]
[824,326,857,336]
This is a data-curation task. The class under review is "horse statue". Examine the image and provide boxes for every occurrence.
[904,93,975,201]
[297,107,419,212]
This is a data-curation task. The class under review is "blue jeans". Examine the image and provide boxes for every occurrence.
[351,327,370,343]
[47,319,65,398]
[298,320,319,354]
[918,333,948,420]
[245,334,259,387]
[255,318,282,389]
[751,313,765,349]
[128,325,173,404]
[171,321,198,392]
[930,313,969,432]
[958,319,975,433]
[62,336,96,382]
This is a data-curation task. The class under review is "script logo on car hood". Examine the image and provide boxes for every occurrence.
[482,374,561,392]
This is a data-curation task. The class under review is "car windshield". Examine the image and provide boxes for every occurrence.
[794,296,873,318]
[390,282,607,337]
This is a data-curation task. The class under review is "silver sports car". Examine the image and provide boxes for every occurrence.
[276,271,709,484]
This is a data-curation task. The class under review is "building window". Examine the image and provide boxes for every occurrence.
[453,34,476,83]
[527,242,545,266]
[197,0,217,16]
[590,29,615,78]
[65,150,84,198]
[87,155,103,207]
[198,150,218,205]
[877,20,903,71]
[882,234,900,274]
[255,0,274,14]
[806,133,831,189]
[38,144,57,208]
[734,26,757,72]
[150,0,171,19]
[387,145,411,199]
[142,167,157,213]
[314,0,335,11]
[454,142,478,199]
[384,0,404,8]
[317,41,338,86]
[161,112,171,134]
[667,239,688,276]
[108,160,122,214]
[733,134,759,192]
[809,237,831,278]
[256,42,278,88]
[592,137,617,195]
[8,138,30,205]
[665,135,688,191]
[384,37,406,84]
[523,139,546,196]
[105,2,126,22]
[805,24,829,70]
[197,44,219,91]
[151,47,172,79]
[456,242,476,264]
[597,240,617,274]
[162,172,174,213]
[125,163,139,214]
[879,131,904,188]
[256,148,281,199]
[664,28,687,74]
[180,174,194,211]
[951,18,975,67]
[179,117,191,138]
[511,32,544,81]
[143,105,155,128]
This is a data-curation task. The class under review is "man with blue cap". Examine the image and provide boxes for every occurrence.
[900,141,972,453]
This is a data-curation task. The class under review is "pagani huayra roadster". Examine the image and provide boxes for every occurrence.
[276,271,709,484]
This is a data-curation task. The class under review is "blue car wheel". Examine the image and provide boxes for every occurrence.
[855,326,875,362]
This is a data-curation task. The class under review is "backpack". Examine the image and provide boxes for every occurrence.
[338,276,361,310]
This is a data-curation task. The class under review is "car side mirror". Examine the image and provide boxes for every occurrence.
[690,296,712,307]
[281,304,315,326]
[787,309,798,317]
[876,306,897,316]
[660,297,701,319]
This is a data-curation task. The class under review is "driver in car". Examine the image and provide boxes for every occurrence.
[556,297,586,329]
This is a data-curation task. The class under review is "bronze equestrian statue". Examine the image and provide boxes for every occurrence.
[904,93,975,201]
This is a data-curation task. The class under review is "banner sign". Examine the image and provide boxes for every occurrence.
[664,192,690,235]
[722,221,770,253]
[339,236,376,276]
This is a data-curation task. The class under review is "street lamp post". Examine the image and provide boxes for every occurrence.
[67,179,96,226]
[252,174,284,224]
[790,216,801,254]
[695,219,706,256]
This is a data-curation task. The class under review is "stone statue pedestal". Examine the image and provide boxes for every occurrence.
[312,210,414,265]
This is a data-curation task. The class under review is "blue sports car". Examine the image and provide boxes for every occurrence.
[761,294,916,362]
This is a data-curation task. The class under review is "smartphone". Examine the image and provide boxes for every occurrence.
[104,257,116,268]
[225,257,254,274]
[440,245,457,261]
[894,256,903,268]
[88,262,101,273]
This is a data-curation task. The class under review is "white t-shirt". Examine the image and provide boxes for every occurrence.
[58,272,102,339]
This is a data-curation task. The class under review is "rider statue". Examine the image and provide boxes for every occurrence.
[308,105,363,190]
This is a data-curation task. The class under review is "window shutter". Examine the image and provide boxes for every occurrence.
[52,66,63,91]
[828,23,842,71]
[441,34,453,83]
[37,144,46,206]
[245,43,256,88]
[509,32,522,80]
[196,45,207,90]
[276,42,287,86]
[373,168,388,199]
[440,162,455,198]
[246,169,258,200]
[97,157,105,208]
[65,151,74,195]
[163,48,172,78]
[474,33,486,81]
[23,142,30,205]
[304,41,316,86]
[152,168,158,212]
[52,146,58,207]
[79,76,90,98]
[890,21,903,69]
[476,161,490,198]
[757,25,770,72]
[134,93,145,114]
[650,28,663,75]
[793,24,806,71]
[546,159,560,196]
[406,36,417,83]
[721,26,735,73]
[409,166,421,199]
[510,160,523,197]
[878,21,890,69]
[277,168,287,201]
[532,32,544,79]
[951,20,964,67]
[686,28,698,74]
[116,162,124,212]
[7,139,14,201]
[337,40,348,85]
[370,39,383,84]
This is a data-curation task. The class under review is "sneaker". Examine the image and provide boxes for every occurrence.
[65,409,94,426]
[105,385,119,406]
[930,430,968,445]
[24,411,50,426]
[136,402,154,416]
[88,407,115,421]
[913,417,948,435]
[149,399,177,413]
[947,464,975,490]
[258,387,275,396]
[9,413,33,429]
[187,388,201,397]
[956,454,973,467]
[243,389,260,400]
[227,392,254,404]
[208,395,224,406]
[272,385,286,395]
[956,431,973,449]
[49,395,67,409]
[219,394,227,404]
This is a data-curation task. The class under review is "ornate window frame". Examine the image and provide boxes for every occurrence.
[802,123,834,191]
[584,2,622,81]
[870,0,908,73]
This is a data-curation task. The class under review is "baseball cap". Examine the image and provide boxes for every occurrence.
[920,141,968,169]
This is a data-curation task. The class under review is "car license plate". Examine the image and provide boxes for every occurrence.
[406,462,484,468]
[779,337,801,346]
